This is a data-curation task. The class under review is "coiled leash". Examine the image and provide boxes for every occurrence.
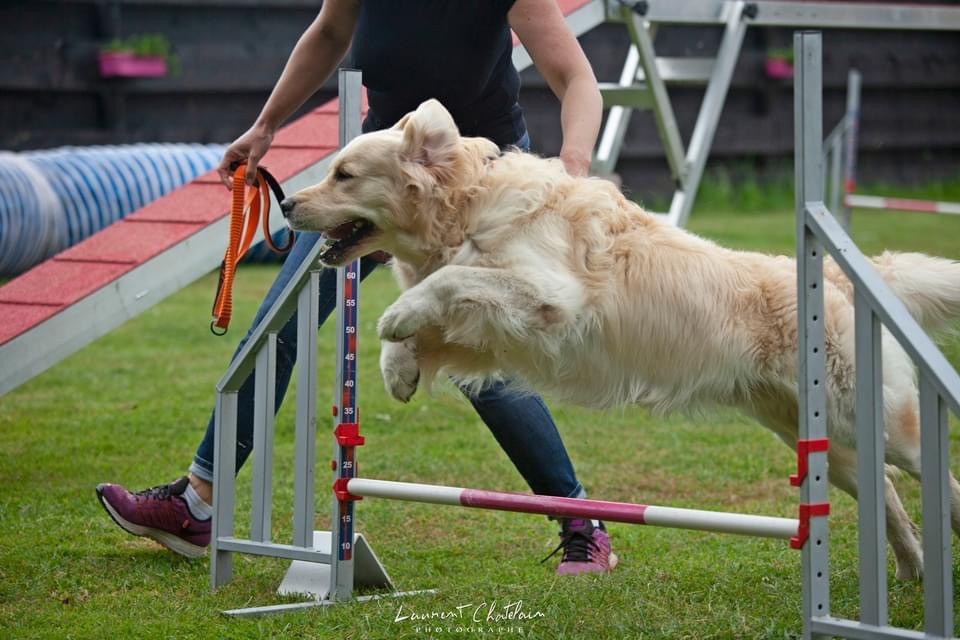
[210,163,295,335]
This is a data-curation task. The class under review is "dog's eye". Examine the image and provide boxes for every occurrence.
[334,166,353,182]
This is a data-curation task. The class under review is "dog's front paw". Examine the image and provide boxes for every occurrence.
[380,339,420,402]
[378,297,425,342]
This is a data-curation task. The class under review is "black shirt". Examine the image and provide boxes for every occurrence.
[351,0,526,146]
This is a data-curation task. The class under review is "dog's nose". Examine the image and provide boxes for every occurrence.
[280,198,296,218]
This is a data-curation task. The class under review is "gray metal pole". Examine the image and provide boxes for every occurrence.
[841,70,861,229]
[293,271,320,548]
[593,45,642,176]
[668,1,749,226]
[919,376,953,637]
[211,390,237,589]
[250,333,277,542]
[624,10,685,183]
[854,295,887,625]
[794,30,830,639]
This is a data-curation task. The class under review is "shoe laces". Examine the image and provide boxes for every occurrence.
[541,526,599,564]
[134,483,175,501]
[134,477,188,501]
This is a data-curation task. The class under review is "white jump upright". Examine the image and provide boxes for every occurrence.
[210,69,396,618]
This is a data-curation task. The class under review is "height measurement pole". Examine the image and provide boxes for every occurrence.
[329,69,364,603]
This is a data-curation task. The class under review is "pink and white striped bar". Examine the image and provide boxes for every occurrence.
[845,194,960,216]
[346,478,798,540]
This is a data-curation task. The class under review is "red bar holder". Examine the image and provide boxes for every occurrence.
[789,438,829,487]
[333,477,362,502]
[790,502,830,549]
[335,422,365,447]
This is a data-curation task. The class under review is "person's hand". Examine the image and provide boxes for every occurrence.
[216,123,275,189]
[559,148,591,178]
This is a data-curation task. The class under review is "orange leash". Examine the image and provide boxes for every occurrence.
[210,164,294,335]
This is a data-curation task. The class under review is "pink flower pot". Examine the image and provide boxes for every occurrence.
[98,51,167,78]
[764,58,794,80]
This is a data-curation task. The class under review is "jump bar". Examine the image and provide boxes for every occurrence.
[845,194,960,216]
[346,478,799,540]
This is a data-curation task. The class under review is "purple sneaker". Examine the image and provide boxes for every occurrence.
[546,519,618,576]
[96,476,211,558]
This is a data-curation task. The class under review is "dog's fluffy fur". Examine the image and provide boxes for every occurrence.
[284,99,960,580]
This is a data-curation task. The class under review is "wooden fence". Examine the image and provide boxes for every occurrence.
[2,0,958,194]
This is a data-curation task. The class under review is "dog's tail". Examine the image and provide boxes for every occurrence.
[854,251,960,333]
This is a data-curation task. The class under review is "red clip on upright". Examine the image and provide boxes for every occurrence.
[790,502,831,549]
[334,422,365,447]
[789,438,829,487]
[333,477,362,503]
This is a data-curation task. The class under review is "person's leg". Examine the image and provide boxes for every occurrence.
[189,239,381,486]
[184,233,329,499]
[97,234,381,555]
[462,380,616,575]
[461,130,615,574]
[467,382,584,498]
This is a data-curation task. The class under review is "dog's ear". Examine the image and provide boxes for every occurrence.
[399,99,459,172]
[391,111,413,131]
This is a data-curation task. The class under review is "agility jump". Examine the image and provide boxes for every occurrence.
[209,36,956,639]
[210,67,808,617]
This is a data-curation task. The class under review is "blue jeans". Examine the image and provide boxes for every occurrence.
[191,131,585,500]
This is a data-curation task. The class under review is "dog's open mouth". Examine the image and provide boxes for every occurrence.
[320,218,377,263]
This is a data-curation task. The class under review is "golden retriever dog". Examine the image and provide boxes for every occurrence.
[281,99,960,581]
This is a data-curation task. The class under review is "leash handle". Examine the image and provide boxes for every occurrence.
[210,163,295,335]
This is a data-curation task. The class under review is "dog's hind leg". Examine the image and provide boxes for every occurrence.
[883,398,960,541]
[827,443,924,581]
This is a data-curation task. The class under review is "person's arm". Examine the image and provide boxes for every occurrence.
[217,0,360,187]
[508,0,601,177]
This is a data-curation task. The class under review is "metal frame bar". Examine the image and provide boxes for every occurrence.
[854,294,886,625]
[667,0,747,226]
[796,30,957,640]
[606,1,960,30]
[624,10,685,183]
[292,271,320,549]
[841,70,861,225]
[250,334,277,542]
[594,44,643,175]
[794,32,831,638]
[594,1,749,225]
[211,390,237,588]
[803,202,960,416]
[919,376,952,637]
[596,1,960,228]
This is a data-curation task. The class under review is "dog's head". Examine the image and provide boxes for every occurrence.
[281,99,499,266]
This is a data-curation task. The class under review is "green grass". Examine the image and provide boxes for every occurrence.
[2,181,960,639]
